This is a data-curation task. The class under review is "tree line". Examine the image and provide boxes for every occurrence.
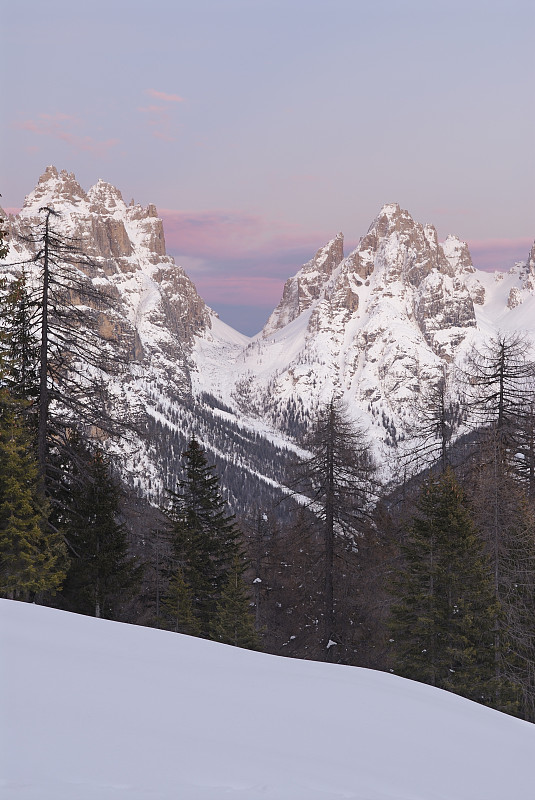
[2,210,535,722]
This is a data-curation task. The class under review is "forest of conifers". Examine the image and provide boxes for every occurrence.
[2,210,535,725]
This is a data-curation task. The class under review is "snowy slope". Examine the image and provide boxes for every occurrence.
[2,600,535,800]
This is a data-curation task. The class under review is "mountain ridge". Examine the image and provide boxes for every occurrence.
[2,167,534,507]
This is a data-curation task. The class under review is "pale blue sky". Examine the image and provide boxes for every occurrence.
[3,0,533,333]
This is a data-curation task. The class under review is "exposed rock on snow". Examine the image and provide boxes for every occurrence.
[263,232,344,335]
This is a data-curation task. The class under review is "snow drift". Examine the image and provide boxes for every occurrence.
[1,600,534,800]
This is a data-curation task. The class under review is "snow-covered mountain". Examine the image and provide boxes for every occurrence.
[3,599,535,799]
[197,201,535,472]
[1,167,294,512]
[2,168,535,506]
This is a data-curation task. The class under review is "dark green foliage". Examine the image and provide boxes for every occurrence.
[211,554,258,648]
[163,566,201,636]
[0,394,67,599]
[163,436,251,641]
[499,494,535,720]
[0,269,40,405]
[390,469,503,705]
[143,400,293,516]
[61,448,141,619]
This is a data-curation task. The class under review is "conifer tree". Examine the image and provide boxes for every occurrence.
[403,369,462,475]
[162,566,201,636]
[462,334,535,717]
[291,397,377,655]
[211,554,258,648]
[0,216,67,599]
[499,494,535,720]
[0,394,67,599]
[61,448,141,619]
[0,268,40,406]
[163,436,247,638]
[389,469,505,706]
[5,207,130,496]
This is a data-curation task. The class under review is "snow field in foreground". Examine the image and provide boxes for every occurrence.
[1,600,535,800]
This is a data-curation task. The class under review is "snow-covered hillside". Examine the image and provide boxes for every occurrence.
[2,600,534,800]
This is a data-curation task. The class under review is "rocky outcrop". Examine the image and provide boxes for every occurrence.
[22,165,88,211]
[529,241,535,272]
[262,233,344,335]
[415,273,476,358]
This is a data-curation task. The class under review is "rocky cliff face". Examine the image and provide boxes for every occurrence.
[14,167,210,359]
[263,233,344,335]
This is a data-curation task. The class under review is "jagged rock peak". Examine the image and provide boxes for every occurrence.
[528,241,535,273]
[357,203,473,285]
[87,178,127,214]
[262,233,344,336]
[21,166,88,216]
[441,234,475,274]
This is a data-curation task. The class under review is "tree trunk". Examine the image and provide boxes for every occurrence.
[37,210,51,484]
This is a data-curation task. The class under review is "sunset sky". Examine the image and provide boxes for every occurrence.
[3,0,533,334]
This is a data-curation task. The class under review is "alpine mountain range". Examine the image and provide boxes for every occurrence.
[3,166,535,514]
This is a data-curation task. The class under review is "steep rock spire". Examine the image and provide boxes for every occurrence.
[262,233,344,336]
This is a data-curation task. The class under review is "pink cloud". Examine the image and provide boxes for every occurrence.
[160,209,268,258]
[159,208,341,311]
[138,105,166,113]
[159,208,329,263]
[146,88,185,103]
[39,112,80,123]
[467,237,533,270]
[15,114,119,157]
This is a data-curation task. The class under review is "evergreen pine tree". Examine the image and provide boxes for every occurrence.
[163,436,245,637]
[1,268,40,406]
[390,469,504,706]
[210,553,258,648]
[162,566,201,636]
[61,448,141,619]
[0,394,67,599]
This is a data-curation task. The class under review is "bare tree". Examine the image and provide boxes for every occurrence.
[462,332,535,719]
[3,207,135,495]
[402,366,463,475]
[464,331,535,448]
[290,397,378,656]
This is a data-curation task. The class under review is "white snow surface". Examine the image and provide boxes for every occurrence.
[2,600,535,800]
